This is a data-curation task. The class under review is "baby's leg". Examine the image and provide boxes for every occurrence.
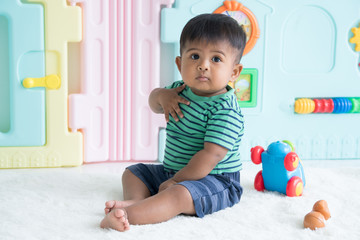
[105,169,151,214]
[126,184,195,224]
[101,184,195,231]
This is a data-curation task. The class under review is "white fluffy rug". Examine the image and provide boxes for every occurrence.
[1,160,359,240]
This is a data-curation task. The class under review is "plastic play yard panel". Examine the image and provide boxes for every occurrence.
[0,0,45,147]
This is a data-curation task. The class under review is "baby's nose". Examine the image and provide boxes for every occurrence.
[197,63,209,71]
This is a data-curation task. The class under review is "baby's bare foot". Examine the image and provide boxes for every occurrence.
[104,200,135,215]
[100,208,130,232]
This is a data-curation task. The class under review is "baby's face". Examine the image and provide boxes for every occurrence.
[175,40,242,97]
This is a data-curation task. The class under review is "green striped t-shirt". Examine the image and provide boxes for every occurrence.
[163,80,244,174]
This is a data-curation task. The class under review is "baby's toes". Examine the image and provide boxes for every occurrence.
[114,209,126,219]
[104,201,116,214]
[124,220,130,231]
[105,200,116,209]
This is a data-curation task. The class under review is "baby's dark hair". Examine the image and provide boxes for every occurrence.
[179,13,247,63]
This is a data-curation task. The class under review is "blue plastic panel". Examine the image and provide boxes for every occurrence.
[0,0,45,146]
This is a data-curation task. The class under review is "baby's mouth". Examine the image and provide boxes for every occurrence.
[196,76,209,82]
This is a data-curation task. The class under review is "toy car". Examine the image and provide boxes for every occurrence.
[250,141,306,197]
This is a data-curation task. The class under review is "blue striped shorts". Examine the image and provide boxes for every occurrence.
[127,163,243,218]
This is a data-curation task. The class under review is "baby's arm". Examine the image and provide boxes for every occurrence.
[159,142,228,191]
[148,84,190,122]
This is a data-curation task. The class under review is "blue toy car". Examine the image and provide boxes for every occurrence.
[250,141,306,197]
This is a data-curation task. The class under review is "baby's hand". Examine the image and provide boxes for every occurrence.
[159,84,190,122]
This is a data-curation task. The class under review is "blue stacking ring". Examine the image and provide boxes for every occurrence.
[332,97,352,113]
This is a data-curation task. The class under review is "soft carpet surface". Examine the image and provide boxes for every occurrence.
[0,160,359,240]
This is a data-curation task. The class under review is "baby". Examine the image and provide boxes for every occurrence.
[101,13,246,231]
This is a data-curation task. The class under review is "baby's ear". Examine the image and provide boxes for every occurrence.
[230,64,243,82]
[175,56,182,72]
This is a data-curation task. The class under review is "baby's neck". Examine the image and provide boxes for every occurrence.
[190,87,228,97]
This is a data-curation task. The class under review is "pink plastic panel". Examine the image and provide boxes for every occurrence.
[69,0,110,163]
[69,0,173,162]
[120,0,173,161]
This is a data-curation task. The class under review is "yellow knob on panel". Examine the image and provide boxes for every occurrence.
[23,74,61,90]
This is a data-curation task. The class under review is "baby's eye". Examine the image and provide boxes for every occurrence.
[191,54,199,60]
[212,56,221,62]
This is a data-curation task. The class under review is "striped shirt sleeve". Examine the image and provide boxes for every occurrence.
[204,108,244,150]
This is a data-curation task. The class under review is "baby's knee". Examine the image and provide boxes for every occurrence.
[122,169,134,181]
[171,185,192,201]
[171,185,195,214]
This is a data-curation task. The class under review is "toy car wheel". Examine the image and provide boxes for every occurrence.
[251,146,264,164]
[284,152,299,171]
[286,176,303,197]
[254,170,265,191]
